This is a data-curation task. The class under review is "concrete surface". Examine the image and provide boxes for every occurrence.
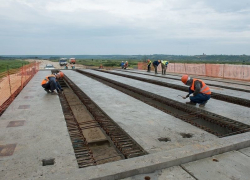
[62,70,217,154]
[82,69,250,126]
[111,70,250,99]
[0,71,77,180]
[123,148,250,180]
[183,150,250,180]
[1,69,250,180]
[121,166,196,180]
[122,69,250,91]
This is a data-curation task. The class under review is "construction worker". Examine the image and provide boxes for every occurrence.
[121,61,125,69]
[181,75,211,107]
[65,64,68,69]
[153,60,161,74]
[41,72,64,94]
[147,59,152,72]
[161,60,169,75]
[124,61,128,69]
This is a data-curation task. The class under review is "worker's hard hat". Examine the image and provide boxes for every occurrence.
[181,75,189,84]
[58,71,64,78]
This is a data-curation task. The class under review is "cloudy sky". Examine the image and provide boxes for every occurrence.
[0,0,250,55]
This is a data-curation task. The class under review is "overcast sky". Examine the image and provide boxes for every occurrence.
[0,0,250,55]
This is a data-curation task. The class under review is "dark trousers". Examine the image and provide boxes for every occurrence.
[161,64,166,74]
[147,65,151,72]
[42,77,61,92]
[154,65,158,74]
[189,88,210,104]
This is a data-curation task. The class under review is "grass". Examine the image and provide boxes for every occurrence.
[51,59,140,68]
[0,60,29,73]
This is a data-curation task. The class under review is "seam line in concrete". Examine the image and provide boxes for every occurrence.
[238,150,250,158]
[180,164,199,180]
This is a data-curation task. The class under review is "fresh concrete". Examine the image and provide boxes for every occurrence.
[41,132,250,180]
[123,69,250,91]
[1,69,250,180]
[121,166,196,180]
[62,70,217,154]
[82,69,250,126]
[182,150,250,180]
[0,71,77,180]
[112,70,250,99]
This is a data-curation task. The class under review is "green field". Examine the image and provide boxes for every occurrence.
[0,60,29,73]
[51,59,140,68]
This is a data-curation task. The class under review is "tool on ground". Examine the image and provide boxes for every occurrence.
[177,95,186,99]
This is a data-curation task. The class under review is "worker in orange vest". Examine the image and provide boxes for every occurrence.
[181,74,211,107]
[41,72,64,94]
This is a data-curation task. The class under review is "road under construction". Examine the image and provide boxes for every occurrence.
[1,68,250,180]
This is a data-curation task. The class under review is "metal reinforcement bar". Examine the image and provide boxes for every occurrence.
[63,74,147,159]
[58,92,96,168]
[94,69,250,108]
[115,69,250,93]
[76,69,250,138]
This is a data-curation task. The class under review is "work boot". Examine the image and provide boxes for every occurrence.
[44,89,50,93]
[199,101,208,107]
[50,91,58,95]
[186,101,196,105]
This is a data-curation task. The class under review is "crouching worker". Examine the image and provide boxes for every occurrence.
[41,72,64,94]
[181,74,211,107]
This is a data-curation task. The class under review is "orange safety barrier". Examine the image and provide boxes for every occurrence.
[0,62,40,115]
[138,62,250,81]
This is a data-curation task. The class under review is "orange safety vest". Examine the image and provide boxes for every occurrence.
[41,75,55,85]
[190,78,211,95]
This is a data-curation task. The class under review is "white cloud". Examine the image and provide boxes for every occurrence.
[0,0,250,54]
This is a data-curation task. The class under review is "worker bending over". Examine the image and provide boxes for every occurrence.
[121,61,125,69]
[124,61,128,69]
[41,72,64,94]
[181,74,211,107]
[147,59,152,72]
[153,60,161,74]
[161,60,169,75]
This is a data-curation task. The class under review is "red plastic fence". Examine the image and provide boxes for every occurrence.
[0,62,40,115]
[138,62,250,81]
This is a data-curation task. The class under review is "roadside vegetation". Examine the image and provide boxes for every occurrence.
[0,60,29,73]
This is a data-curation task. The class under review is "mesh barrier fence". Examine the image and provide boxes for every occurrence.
[0,62,40,115]
[138,62,250,81]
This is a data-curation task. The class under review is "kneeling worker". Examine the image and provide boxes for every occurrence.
[181,74,211,107]
[41,72,64,94]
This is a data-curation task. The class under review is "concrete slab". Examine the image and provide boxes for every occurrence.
[121,166,196,180]
[42,132,250,180]
[124,69,250,91]
[239,147,250,157]
[183,150,250,180]
[0,71,77,180]
[62,70,217,154]
[1,69,250,180]
[112,70,250,99]
[82,69,250,126]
